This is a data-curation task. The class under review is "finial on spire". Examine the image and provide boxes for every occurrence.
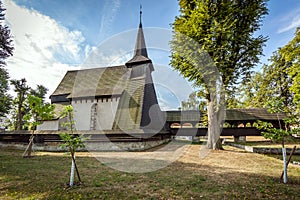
[125,3,152,68]
[139,4,142,26]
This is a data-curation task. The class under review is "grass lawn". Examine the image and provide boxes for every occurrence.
[268,154,300,164]
[226,136,300,148]
[0,145,299,200]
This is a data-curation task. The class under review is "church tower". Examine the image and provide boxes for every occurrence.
[113,7,164,132]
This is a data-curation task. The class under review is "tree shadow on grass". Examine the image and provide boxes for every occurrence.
[1,149,300,200]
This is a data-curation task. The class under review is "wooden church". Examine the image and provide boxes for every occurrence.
[38,11,165,132]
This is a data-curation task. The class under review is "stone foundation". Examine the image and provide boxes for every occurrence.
[0,138,171,152]
[0,130,172,151]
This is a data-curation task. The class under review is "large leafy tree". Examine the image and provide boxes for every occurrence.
[9,79,50,130]
[0,69,11,116]
[23,95,55,131]
[181,91,206,110]
[30,85,48,102]
[239,72,264,108]
[280,27,300,111]
[170,0,268,149]
[10,78,30,130]
[22,95,55,157]
[0,1,14,117]
[240,50,294,110]
[263,51,293,109]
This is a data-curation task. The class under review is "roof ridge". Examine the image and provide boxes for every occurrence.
[67,65,126,72]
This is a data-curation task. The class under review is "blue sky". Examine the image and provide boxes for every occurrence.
[3,0,300,110]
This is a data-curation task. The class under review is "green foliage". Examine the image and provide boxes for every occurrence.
[170,0,268,149]
[280,27,300,110]
[30,85,48,102]
[256,121,292,143]
[23,95,55,131]
[241,50,294,109]
[59,105,75,131]
[8,80,50,130]
[59,105,87,152]
[256,99,299,147]
[0,1,13,117]
[181,91,205,110]
[59,133,86,152]
[0,1,14,65]
[263,52,293,109]
[265,98,284,114]
[9,78,30,130]
[170,0,268,89]
[181,91,208,126]
[239,72,265,108]
[0,68,11,116]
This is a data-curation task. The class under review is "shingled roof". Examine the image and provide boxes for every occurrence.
[51,9,153,101]
[125,9,153,70]
[51,65,131,100]
[165,108,286,122]
[225,108,286,121]
[113,75,145,130]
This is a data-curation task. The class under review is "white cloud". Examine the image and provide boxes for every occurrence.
[83,48,131,68]
[277,6,300,33]
[3,0,192,110]
[278,15,300,33]
[98,0,121,41]
[3,0,86,98]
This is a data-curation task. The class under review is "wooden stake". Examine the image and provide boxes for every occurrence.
[22,134,34,158]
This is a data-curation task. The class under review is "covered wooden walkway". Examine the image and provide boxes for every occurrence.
[164,108,285,128]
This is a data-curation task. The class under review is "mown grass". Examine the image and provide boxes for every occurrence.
[233,136,300,147]
[268,154,300,163]
[0,146,299,200]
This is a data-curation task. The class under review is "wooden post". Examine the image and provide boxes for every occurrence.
[280,146,297,180]
[22,134,34,158]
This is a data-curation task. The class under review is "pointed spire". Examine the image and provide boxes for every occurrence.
[134,4,148,58]
[139,4,142,27]
[125,5,152,68]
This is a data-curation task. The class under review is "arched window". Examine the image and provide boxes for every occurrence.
[170,123,181,128]
[90,103,97,130]
[182,123,193,128]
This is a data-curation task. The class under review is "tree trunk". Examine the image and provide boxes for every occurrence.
[17,103,22,130]
[207,95,223,150]
[206,83,225,150]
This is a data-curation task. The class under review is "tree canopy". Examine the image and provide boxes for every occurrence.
[8,78,50,131]
[0,1,13,65]
[280,27,300,111]
[170,0,268,149]
[10,78,30,130]
[0,1,14,117]
[239,50,294,110]
[171,0,268,90]
[23,95,55,131]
